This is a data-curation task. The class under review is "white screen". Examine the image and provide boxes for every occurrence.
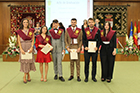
[45,0,93,28]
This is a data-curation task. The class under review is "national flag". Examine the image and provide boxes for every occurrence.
[138,20,140,46]
[129,22,133,46]
[133,21,138,46]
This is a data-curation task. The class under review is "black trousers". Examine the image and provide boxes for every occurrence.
[84,51,98,79]
[100,45,115,79]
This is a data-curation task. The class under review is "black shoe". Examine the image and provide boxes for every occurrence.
[59,77,65,82]
[101,78,106,82]
[84,78,88,82]
[107,79,111,83]
[68,76,73,81]
[54,75,58,80]
[77,76,81,82]
[92,78,97,82]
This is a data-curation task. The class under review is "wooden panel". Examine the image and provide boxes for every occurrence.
[94,0,140,2]
[3,54,138,62]
[0,0,140,2]
[0,3,2,54]
[0,24,2,54]
[0,2,44,54]
[0,0,45,2]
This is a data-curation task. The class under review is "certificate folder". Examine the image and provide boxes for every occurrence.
[88,41,96,53]
[41,43,53,54]
[70,49,78,60]
[21,52,32,59]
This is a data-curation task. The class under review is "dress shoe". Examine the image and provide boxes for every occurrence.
[107,79,111,83]
[92,78,97,82]
[84,78,88,82]
[54,75,58,80]
[68,76,73,81]
[59,77,65,82]
[77,76,81,82]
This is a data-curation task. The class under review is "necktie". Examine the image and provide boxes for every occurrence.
[73,28,75,32]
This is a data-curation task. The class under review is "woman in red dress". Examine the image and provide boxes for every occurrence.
[35,26,53,82]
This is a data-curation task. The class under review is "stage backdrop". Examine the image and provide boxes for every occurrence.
[94,5,128,36]
[10,5,45,32]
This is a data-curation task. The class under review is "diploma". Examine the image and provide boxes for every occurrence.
[41,43,53,54]
[70,49,78,60]
[88,41,96,53]
[21,52,32,59]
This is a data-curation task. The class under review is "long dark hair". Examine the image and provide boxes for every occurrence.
[59,22,65,28]
[19,18,29,29]
[40,26,48,35]
[103,21,111,37]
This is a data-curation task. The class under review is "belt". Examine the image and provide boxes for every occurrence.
[70,44,78,45]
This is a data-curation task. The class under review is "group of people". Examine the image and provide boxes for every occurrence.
[16,17,116,84]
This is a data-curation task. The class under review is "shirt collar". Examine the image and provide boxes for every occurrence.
[71,26,76,30]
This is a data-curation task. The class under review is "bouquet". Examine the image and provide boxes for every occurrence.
[2,32,19,58]
[3,46,19,58]
[122,41,140,56]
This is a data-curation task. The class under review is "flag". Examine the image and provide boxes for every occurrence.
[129,22,133,46]
[133,21,138,46]
[138,20,140,46]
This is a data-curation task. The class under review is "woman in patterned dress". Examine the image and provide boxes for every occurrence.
[16,18,36,83]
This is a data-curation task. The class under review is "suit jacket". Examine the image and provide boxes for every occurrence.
[65,28,83,49]
[48,28,65,53]
[82,27,100,49]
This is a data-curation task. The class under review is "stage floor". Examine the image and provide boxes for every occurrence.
[0,58,140,93]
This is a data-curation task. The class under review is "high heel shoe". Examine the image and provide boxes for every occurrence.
[44,79,47,82]
[27,79,31,82]
[23,80,27,84]
[40,78,44,81]
[101,78,106,82]
[27,74,31,82]
[107,79,111,83]
[23,77,27,84]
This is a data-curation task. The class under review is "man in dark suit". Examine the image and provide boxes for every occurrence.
[82,18,100,82]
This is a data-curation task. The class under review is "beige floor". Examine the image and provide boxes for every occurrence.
[0,57,140,93]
